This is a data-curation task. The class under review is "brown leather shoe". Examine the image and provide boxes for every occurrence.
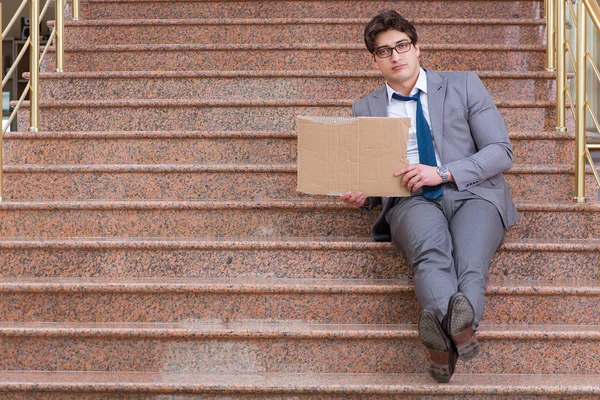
[443,292,480,361]
[418,310,458,383]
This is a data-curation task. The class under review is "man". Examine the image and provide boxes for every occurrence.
[340,10,519,383]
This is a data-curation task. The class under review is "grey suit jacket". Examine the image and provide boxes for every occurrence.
[352,70,519,242]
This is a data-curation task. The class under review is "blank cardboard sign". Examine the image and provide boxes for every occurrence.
[297,116,411,197]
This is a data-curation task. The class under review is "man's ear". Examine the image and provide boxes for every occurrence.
[372,54,380,70]
[414,44,420,58]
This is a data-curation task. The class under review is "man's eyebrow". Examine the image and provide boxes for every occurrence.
[376,39,410,49]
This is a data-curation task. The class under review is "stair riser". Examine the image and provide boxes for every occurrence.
[0,246,597,281]
[0,208,596,239]
[3,170,596,202]
[4,137,297,165]
[17,105,556,133]
[78,1,543,20]
[0,336,595,374]
[39,76,556,103]
[64,23,545,46]
[0,291,597,325]
[507,173,598,202]
[511,138,573,165]
[41,49,546,73]
[3,136,573,166]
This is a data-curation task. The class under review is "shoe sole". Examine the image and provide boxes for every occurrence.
[419,311,453,383]
[448,294,480,361]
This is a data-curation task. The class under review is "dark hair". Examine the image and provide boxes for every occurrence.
[364,10,418,54]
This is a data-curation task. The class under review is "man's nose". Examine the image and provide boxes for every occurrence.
[390,48,402,61]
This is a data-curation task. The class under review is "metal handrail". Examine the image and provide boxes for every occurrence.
[1,0,80,200]
[547,0,600,202]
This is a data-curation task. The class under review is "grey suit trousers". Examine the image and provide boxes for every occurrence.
[386,184,505,327]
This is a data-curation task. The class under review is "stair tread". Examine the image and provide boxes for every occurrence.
[62,17,547,26]
[36,69,559,79]
[0,236,597,251]
[1,321,599,338]
[4,129,577,140]
[0,276,599,294]
[0,198,597,209]
[23,99,556,108]
[0,370,598,394]
[52,43,546,51]
[2,162,590,172]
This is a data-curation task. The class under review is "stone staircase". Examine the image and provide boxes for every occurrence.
[1,0,599,397]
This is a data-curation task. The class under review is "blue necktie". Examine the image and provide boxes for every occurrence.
[392,90,443,199]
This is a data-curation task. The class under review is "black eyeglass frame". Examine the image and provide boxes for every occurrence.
[373,41,413,58]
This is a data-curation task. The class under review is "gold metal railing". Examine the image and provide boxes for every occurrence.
[1,0,80,200]
[547,0,600,202]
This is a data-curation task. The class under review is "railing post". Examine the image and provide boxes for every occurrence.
[556,0,567,131]
[547,0,556,71]
[56,0,64,72]
[72,0,80,21]
[574,0,587,202]
[30,0,40,132]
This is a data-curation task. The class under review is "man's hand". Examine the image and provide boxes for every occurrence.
[395,164,444,192]
[339,191,368,209]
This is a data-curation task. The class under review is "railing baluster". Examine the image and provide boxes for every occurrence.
[547,0,556,71]
[56,0,64,72]
[575,0,587,202]
[556,0,567,132]
[73,0,80,21]
[30,0,39,132]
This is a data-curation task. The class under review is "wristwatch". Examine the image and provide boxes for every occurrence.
[437,165,449,184]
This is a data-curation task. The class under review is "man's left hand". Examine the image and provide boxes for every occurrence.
[395,164,443,192]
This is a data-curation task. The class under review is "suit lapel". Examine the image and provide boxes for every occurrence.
[426,70,446,162]
[367,85,388,117]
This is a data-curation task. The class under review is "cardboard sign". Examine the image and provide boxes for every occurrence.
[297,116,411,197]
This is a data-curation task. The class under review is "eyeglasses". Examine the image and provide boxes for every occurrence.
[374,41,413,58]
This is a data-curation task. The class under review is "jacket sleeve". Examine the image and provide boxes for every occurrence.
[445,72,514,191]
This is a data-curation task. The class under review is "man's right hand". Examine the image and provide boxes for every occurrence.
[339,191,368,209]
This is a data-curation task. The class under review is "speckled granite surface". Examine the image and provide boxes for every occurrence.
[4,0,600,395]
[77,0,543,20]
[0,237,596,280]
[2,163,597,201]
[0,277,598,325]
[17,99,555,132]
[0,237,595,280]
[0,200,597,238]
[0,322,599,373]
[41,44,547,73]
[0,371,599,399]
[62,18,546,47]
[37,72,556,102]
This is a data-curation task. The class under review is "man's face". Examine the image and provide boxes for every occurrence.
[372,29,421,92]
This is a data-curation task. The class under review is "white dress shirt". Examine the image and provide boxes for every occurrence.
[386,68,441,167]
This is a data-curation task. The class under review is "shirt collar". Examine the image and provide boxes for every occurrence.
[386,67,428,103]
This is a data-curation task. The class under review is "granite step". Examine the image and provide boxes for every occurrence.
[16,99,557,132]
[0,322,598,374]
[41,44,547,73]
[0,200,597,239]
[75,0,543,21]
[3,129,574,166]
[2,163,596,202]
[0,371,598,399]
[0,237,597,281]
[0,277,598,325]
[37,71,557,102]
[61,18,546,46]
